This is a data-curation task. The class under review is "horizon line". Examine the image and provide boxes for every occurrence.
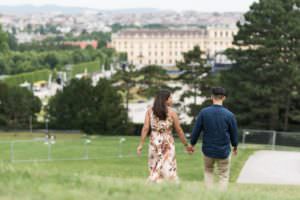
[0,4,247,13]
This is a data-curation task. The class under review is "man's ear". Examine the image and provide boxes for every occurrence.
[223,96,226,101]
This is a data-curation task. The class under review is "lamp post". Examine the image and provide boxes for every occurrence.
[45,114,49,136]
[188,62,200,105]
[29,115,32,134]
[187,62,200,122]
[121,61,129,125]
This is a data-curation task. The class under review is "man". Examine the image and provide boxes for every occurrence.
[189,87,238,191]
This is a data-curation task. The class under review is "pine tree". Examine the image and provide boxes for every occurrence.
[221,0,300,130]
[136,65,172,99]
[176,46,212,120]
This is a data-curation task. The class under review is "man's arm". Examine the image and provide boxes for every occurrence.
[190,112,203,146]
[229,114,238,155]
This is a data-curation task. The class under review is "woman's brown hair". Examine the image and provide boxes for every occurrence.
[152,90,171,120]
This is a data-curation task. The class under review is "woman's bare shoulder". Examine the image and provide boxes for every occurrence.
[146,107,153,114]
[167,107,177,117]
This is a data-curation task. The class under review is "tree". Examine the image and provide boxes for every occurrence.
[136,65,172,98]
[176,46,212,119]
[0,25,8,53]
[91,78,128,134]
[48,78,128,134]
[44,53,59,70]
[0,82,41,129]
[221,0,300,130]
[111,60,136,125]
[48,78,94,130]
[7,33,18,51]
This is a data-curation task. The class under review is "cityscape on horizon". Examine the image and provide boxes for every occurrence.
[0,0,258,12]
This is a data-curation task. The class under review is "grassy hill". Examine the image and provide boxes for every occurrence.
[0,133,299,200]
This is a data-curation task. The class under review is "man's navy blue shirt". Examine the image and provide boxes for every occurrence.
[190,104,238,159]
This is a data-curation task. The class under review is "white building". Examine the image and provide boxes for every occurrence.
[110,25,238,66]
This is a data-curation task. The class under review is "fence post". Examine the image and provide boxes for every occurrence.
[84,140,89,160]
[48,143,52,161]
[272,131,277,150]
[10,142,14,162]
[242,130,249,149]
[119,138,126,158]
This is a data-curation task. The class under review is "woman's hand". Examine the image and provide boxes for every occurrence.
[137,144,143,156]
[186,144,194,154]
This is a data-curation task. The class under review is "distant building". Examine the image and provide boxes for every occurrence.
[110,25,238,66]
[63,40,98,49]
[16,33,48,43]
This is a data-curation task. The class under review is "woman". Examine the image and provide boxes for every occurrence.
[137,90,192,183]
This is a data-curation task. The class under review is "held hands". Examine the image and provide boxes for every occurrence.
[185,144,195,154]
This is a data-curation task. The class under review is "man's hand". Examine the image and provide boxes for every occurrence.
[137,144,143,156]
[233,146,238,156]
[186,144,195,154]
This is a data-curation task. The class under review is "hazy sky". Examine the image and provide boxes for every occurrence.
[0,0,258,12]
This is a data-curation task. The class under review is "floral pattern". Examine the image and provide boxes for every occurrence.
[147,110,178,183]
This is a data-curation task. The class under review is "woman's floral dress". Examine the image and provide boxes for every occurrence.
[147,110,178,183]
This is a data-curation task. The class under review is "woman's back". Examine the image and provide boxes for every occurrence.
[150,108,173,135]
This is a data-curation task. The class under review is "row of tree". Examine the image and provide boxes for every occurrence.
[0,49,111,75]
[0,25,117,75]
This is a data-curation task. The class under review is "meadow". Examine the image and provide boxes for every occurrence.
[0,133,299,200]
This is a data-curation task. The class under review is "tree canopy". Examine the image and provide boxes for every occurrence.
[221,0,300,130]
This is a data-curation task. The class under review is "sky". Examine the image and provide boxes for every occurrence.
[0,0,258,12]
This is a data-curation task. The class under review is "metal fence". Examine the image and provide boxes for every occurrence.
[1,130,299,163]
[241,129,300,150]
[0,137,132,163]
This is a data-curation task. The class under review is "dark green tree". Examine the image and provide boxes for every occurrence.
[44,53,59,70]
[221,0,300,130]
[7,33,18,51]
[176,45,212,119]
[0,82,41,129]
[0,25,8,52]
[48,78,128,134]
[136,65,172,99]
[91,78,128,134]
[48,78,94,130]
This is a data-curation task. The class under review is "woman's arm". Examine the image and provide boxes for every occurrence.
[137,109,151,156]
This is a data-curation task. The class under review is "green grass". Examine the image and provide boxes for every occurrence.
[0,133,299,200]
[3,69,51,86]
[70,61,102,78]
[1,61,102,87]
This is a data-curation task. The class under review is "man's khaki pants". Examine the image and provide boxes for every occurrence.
[203,155,231,191]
